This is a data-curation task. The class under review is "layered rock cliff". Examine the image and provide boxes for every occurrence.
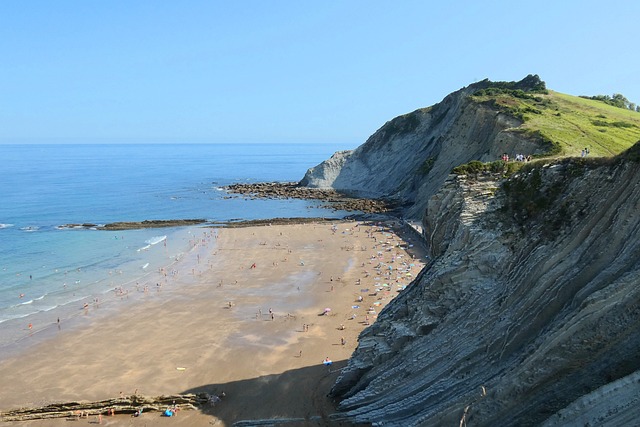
[300,75,550,219]
[328,150,640,426]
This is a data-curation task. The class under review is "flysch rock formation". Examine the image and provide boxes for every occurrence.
[299,75,640,425]
[327,152,640,426]
[300,75,549,219]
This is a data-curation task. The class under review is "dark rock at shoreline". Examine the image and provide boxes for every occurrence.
[209,217,342,228]
[225,182,394,213]
[101,219,207,230]
[1,393,210,421]
[58,219,207,230]
[57,183,392,232]
[57,223,99,229]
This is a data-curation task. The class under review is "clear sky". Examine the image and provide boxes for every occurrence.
[1,1,638,145]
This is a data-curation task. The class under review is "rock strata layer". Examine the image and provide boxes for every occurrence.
[0,394,209,421]
[329,155,640,426]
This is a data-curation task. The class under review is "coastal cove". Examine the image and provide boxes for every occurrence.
[0,143,353,354]
[1,143,427,426]
[0,219,427,426]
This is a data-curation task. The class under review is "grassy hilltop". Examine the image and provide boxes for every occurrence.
[470,82,640,158]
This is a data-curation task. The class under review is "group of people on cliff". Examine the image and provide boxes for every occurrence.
[501,153,532,162]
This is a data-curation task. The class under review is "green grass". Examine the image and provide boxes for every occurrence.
[452,160,523,176]
[470,90,640,158]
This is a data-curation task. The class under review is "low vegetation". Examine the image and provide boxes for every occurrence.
[451,78,640,178]
[418,157,436,175]
[580,93,640,112]
[470,86,640,158]
[451,160,522,176]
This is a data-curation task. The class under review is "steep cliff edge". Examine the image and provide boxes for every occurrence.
[300,75,640,220]
[300,75,548,219]
[329,148,640,426]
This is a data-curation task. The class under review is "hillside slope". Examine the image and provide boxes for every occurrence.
[329,149,640,426]
[300,75,640,220]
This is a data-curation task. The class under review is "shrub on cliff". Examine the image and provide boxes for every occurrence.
[452,160,521,176]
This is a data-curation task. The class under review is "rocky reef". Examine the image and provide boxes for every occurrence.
[328,152,640,426]
[59,219,207,230]
[224,181,394,213]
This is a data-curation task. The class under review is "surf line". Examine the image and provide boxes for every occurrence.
[137,235,167,252]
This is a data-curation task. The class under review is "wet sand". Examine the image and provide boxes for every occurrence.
[0,220,426,426]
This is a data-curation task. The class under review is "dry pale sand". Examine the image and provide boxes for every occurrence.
[0,220,426,427]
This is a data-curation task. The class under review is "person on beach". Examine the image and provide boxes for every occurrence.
[324,356,333,372]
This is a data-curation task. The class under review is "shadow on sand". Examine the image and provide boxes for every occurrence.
[181,358,366,426]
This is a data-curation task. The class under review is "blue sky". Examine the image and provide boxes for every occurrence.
[1,1,638,145]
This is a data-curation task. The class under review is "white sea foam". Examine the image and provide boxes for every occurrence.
[146,235,167,245]
[137,235,167,252]
[0,312,33,324]
[0,143,345,348]
[142,263,149,269]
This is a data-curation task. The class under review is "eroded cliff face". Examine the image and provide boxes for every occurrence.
[300,78,546,219]
[330,155,640,426]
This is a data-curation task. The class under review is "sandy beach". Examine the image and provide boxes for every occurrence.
[0,220,426,427]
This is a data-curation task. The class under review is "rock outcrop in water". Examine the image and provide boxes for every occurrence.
[300,76,640,426]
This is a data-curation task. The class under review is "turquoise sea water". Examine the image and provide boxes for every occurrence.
[0,143,349,350]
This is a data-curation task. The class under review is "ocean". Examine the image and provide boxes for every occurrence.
[0,142,350,352]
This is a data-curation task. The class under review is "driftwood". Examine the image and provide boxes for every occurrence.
[0,393,210,422]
